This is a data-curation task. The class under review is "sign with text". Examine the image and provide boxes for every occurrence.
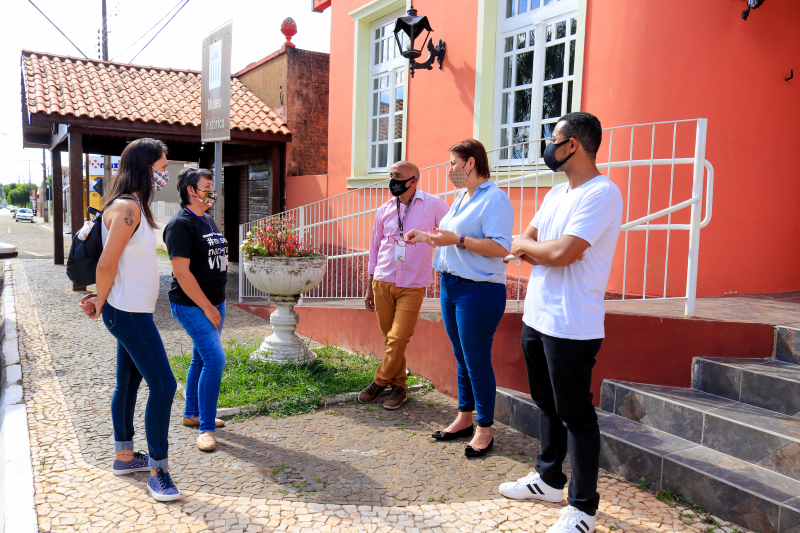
[201,21,233,142]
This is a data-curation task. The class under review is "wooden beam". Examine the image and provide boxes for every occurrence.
[28,114,292,143]
[51,150,64,265]
[68,132,86,291]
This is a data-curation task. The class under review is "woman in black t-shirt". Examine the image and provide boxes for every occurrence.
[163,167,229,452]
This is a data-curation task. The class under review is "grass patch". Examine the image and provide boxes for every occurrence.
[169,338,431,418]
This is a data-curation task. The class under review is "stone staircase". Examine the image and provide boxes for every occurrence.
[494,326,800,533]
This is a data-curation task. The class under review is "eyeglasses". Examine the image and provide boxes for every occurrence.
[388,234,416,247]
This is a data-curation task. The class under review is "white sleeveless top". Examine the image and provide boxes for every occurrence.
[101,197,159,313]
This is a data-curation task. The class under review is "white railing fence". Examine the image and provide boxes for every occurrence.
[153,201,181,223]
[240,118,713,317]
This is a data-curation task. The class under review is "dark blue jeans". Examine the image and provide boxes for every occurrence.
[440,272,506,427]
[170,301,226,433]
[103,304,177,469]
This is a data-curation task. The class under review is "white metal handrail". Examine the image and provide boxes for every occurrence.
[240,118,713,317]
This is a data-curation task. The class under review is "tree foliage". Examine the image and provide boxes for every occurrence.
[3,183,38,207]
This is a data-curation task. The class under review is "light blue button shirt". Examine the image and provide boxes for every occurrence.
[433,181,514,284]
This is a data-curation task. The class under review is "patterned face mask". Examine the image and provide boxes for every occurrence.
[193,189,217,208]
[151,167,169,191]
[448,167,470,188]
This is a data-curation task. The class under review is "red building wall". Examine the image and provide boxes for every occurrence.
[582,1,800,296]
[318,0,800,297]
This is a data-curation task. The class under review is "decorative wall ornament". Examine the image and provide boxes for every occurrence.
[742,0,767,21]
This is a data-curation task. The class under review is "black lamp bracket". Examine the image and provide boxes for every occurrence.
[408,38,446,78]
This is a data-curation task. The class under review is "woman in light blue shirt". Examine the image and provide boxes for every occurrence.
[406,139,513,457]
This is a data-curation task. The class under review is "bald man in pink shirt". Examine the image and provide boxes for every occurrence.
[359,161,450,410]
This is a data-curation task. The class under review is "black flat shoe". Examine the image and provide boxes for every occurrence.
[464,437,493,458]
[431,425,475,441]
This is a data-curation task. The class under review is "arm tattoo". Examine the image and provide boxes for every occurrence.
[124,208,134,226]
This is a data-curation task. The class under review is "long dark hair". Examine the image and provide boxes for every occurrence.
[103,138,167,229]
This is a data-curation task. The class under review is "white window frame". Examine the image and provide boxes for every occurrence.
[367,10,408,174]
[492,0,580,166]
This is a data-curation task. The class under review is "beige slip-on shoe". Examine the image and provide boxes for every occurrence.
[197,432,217,452]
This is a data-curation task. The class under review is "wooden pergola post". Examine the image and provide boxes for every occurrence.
[51,150,64,265]
[84,154,90,220]
[69,132,86,291]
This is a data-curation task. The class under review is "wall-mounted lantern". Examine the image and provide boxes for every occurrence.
[393,6,446,78]
[742,0,766,21]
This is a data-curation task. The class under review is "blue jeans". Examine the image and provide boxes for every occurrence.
[103,304,177,469]
[439,272,506,427]
[170,302,226,433]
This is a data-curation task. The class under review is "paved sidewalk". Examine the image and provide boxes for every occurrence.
[15,259,743,532]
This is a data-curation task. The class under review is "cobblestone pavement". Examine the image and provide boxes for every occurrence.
[15,258,745,532]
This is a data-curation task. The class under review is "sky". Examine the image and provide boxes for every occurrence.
[0,0,331,185]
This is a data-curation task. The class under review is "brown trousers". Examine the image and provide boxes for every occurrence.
[372,280,426,389]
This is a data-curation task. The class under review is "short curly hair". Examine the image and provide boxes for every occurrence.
[557,112,603,158]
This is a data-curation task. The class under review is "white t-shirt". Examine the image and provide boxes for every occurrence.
[523,175,623,340]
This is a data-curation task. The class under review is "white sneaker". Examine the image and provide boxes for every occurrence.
[498,471,564,502]
[547,506,595,533]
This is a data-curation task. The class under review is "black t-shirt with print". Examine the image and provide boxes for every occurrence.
[163,208,229,307]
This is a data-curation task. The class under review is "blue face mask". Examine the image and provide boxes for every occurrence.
[543,138,574,172]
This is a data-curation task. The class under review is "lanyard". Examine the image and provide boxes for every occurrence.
[396,197,413,236]
[183,207,224,251]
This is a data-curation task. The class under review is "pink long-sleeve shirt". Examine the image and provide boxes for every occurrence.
[367,190,450,288]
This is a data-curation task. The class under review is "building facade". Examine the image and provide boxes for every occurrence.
[306,0,800,298]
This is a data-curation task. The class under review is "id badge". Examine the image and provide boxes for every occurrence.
[395,244,406,262]
[220,254,228,271]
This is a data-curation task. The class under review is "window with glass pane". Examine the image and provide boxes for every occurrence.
[369,15,407,172]
[497,1,579,162]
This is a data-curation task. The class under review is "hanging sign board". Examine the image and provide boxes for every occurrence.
[201,21,233,142]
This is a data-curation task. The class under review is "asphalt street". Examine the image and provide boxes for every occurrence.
[0,209,70,260]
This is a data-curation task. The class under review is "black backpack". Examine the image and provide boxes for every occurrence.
[66,197,139,287]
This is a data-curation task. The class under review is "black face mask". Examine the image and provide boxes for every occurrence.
[543,138,575,172]
[389,177,415,197]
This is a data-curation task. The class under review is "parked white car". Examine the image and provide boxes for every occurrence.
[15,208,34,223]
[0,242,18,258]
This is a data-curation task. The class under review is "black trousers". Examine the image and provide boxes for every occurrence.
[521,324,602,516]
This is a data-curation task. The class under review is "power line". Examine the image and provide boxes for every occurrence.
[110,0,185,62]
[129,0,191,64]
[26,0,88,58]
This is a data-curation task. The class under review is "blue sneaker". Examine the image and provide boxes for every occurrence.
[112,450,151,475]
[147,468,182,502]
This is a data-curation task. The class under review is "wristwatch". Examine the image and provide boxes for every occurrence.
[457,235,466,249]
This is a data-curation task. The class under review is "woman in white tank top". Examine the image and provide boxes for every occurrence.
[78,138,182,502]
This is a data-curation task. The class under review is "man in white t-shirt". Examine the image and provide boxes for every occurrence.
[497,112,622,533]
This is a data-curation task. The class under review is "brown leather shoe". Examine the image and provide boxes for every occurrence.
[382,387,407,410]
[358,382,387,403]
[182,416,225,428]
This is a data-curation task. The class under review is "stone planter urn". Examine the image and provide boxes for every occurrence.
[243,255,327,363]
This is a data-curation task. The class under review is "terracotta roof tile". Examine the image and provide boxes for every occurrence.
[21,50,291,136]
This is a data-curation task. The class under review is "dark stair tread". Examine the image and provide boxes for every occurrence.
[697,357,800,382]
[599,411,800,508]
[606,380,800,441]
[606,380,737,412]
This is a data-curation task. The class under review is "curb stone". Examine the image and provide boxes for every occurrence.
[177,383,427,418]
[0,261,37,532]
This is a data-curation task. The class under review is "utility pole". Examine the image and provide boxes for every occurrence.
[101,0,112,198]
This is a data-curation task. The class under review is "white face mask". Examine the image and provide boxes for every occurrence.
[448,167,469,188]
